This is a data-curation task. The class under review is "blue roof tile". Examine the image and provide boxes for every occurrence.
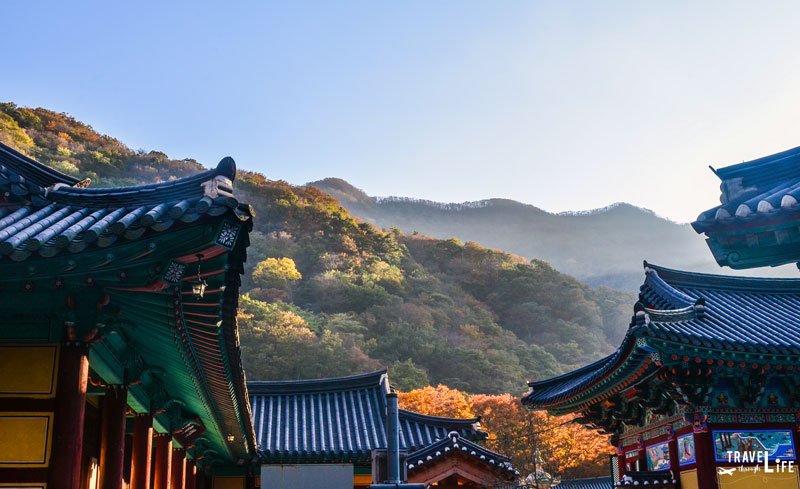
[692,145,800,268]
[0,142,245,261]
[524,262,800,409]
[406,431,517,479]
[248,371,486,463]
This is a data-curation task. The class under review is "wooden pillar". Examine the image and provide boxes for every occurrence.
[636,435,646,471]
[48,341,90,489]
[171,448,186,489]
[130,414,153,489]
[195,467,204,489]
[154,434,173,489]
[667,427,680,484]
[99,385,128,489]
[185,459,196,489]
[246,469,256,489]
[694,430,718,489]
[615,445,626,480]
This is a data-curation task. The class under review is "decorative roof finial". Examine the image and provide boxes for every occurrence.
[216,156,237,181]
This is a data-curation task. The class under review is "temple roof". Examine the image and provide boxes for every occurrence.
[523,262,800,412]
[692,145,800,268]
[406,431,518,479]
[248,370,486,463]
[0,142,244,261]
[0,142,256,464]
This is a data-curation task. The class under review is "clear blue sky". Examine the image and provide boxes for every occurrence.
[3,1,800,222]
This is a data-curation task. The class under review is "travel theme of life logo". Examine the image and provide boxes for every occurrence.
[717,452,795,476]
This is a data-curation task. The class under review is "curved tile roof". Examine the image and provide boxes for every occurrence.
[692,145,800,268]
[523,262,800,409]
[406,431,517,479]
[248,370,486,463]
[0,142,244,261]
[693,145,800,227]
[0,142,257,462]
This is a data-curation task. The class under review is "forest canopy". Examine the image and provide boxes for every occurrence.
[0,102,636,394]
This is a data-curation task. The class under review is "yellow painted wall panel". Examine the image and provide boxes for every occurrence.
[680,469,699,489]
[0,346,57,397]
[0,413,52,466]
[213,477,245,489]
[717,470,799,489]
[353,473,372,485]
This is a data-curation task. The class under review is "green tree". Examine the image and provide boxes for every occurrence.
[252,257,302,290]
[389,359,429,391]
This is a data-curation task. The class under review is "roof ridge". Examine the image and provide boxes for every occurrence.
[714,145,800,180]
[641,262,696,308]
[0,141,79,187]
[398,409,481,425]
[247,369,388,394]
[644,261,800,292]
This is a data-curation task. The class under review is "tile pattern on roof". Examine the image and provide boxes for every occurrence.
[0,142,257,461]
[693,145,800,228]
[406,431,518,478]
[524,262,800,408]
[248,371,485,462]
[0,142,245,261]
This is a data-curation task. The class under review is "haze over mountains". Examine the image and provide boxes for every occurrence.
[309,178,796,291]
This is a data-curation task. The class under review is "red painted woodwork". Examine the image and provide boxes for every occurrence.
[171,448,186,489]
[131,414,154,489]
[693,430,718,489]
[185,460,196,489]
[154,434,173,489]
[48,342,90,489]
[99,386,128,489]
[667,432,680,484]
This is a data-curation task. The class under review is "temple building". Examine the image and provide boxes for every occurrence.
[524,262,800,489]
[525,146,800,489]
[0,142,258,488]
[248,370,518,489]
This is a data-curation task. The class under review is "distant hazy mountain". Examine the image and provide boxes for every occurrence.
[308,178,796,291]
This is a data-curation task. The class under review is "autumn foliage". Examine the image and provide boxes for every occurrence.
[400,385,613,480]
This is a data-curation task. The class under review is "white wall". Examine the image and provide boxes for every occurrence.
[261,464,354,489]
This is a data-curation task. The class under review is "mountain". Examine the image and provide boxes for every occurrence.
[309,178,796,290]
[0,102,637,394]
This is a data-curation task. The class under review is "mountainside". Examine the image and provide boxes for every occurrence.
[0,102,637,394]
[309,178,796,291]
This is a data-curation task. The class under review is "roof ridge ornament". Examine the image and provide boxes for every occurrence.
[215,156,236,181]
[632,302,648,327]
[202,175,234,199]
[694,298,706,319]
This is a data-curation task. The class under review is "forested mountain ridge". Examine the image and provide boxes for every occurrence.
[0,102,635,394]
[309,178,795,291]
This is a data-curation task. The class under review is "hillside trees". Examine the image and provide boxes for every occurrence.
[399,386,614,480]
[0,102,636,393]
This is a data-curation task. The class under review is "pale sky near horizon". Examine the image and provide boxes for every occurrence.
[3,1,800,223]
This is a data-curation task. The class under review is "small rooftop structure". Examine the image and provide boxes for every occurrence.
[406,431,518,487]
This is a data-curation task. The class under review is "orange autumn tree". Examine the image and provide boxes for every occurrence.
[399,386,613,480]
[397,384,475,419]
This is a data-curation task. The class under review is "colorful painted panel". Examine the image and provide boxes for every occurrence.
[646,441,671,471]
[678,434,696,466]
[713,430,796,463]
